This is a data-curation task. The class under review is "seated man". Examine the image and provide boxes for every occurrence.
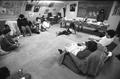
[0,26,20,52]
[89,29,116,47]
[17,14,32,37]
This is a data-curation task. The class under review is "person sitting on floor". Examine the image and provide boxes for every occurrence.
[29,18,40,34]
[0,26,20,52]
[0,31,9,56]
[17,14,32,37]
[41,19,50,32]
[89,29,116,47]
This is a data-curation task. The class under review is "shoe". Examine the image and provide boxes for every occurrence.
[58,49,63,54]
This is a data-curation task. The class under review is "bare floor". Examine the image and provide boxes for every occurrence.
[0,24,120,79]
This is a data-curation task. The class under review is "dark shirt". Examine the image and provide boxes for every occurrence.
[17,18,28,28]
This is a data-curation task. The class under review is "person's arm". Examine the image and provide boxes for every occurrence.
[88,36,101,42]
[6,35,16,44]
[3,37,13,46]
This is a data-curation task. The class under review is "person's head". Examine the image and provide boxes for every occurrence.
[19,14,25,19]
[106,29,116,38]
[1,25,11,36]
[99,9,105,13]
[36,17,41,22]
[85,40,97,52]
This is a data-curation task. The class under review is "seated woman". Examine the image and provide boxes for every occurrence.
[58,40,98,59]
[0,26,20,52]
[89,29,116,47]
[58,41,112,76]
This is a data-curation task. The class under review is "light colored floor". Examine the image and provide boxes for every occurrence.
[0,24,120,79]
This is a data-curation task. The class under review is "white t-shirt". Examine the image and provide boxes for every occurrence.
[98,36,114,46]
[42,21,50,28]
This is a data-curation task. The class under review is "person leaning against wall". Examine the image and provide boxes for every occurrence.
[17,14,32,37]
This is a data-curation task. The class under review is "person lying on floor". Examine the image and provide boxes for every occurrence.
[0,27,20,52]
[56,28,73,36]
[0,32,10,56]
[89,29,116,47]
